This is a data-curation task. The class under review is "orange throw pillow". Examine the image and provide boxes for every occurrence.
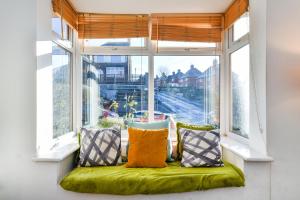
[126,127,168,168]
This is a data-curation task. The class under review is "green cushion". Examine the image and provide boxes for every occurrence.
[176,122,215,160]
[127,119,173,161]
[60,161,244,195]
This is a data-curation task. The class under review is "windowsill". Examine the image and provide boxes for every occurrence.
[32,130,272,163]
[221,135,273,162]
[32,137,79,162]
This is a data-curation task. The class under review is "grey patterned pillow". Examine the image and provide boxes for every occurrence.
[180,128,223,167]
[79,126,122,167]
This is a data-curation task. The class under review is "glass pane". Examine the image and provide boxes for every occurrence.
[157,41,216,48]
[233,12,249,41]
[230,45,249,137]
[52,43,72,138]
[84,38,145,47]
[82,55,148,129]
[52,16,72,42]
[154,56,220,126]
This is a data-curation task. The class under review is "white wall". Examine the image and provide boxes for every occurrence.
[266,0,300,199]
[0,0,37,199]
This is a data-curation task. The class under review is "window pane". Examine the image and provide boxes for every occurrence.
[154,56,220,126]
[52,43,72,138]
[157,41,216,48]
[231,45,249,137]
[52,16,73,43]
[233,12,249,41]
[82,55,148,128]
[84,38,145,47]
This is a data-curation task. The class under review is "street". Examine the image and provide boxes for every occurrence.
[156,92,205,124]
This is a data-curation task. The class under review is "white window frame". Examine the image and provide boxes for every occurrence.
[79,31,223,125]
[49,19,78,150]
[224,16,250,144]
[82,38,148,55]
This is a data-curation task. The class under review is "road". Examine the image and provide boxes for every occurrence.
[156,92,205,124]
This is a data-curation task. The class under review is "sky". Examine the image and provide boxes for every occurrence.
[129,56,219,77]
[153,56,218,77]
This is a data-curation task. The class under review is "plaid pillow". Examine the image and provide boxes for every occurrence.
[180,129,223,167]
[79,126,122,167]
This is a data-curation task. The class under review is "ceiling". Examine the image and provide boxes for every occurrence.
[69,0,234,14]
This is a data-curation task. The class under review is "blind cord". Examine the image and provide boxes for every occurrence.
[60,0,64,40]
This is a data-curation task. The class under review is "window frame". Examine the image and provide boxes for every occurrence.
[224,15,250,143]
[82,38,148,55]
[80,34,223,128]
[50,17,77,149]
[151,40,222,54]
[51,15,73,49]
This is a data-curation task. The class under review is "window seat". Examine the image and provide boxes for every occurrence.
[60,161,244,195]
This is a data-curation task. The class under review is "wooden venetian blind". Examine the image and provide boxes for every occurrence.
[224,0,249,29]
[151,14,223,43]
[52,0,78,29]
[78,14,149,39]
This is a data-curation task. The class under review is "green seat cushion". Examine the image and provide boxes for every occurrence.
[60,161,244,195]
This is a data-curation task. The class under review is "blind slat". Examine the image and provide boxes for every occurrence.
[51,0,240,42]
[224,0,249,29]
[151,14,223,43]
[78,14,149,39]
[52,0,78,30]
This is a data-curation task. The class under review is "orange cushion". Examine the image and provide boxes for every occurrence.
[126,127,168,168]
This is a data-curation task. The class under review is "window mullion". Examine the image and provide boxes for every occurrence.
[148,54,155,121]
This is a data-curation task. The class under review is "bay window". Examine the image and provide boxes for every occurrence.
[36,2,257,152]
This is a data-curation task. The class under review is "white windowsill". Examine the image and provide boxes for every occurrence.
[32,131,272,163]
[32,137,80,162]
[221,135,273,162]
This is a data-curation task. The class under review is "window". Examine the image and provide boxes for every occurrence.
[230,45,249,137]
[82,56,99,127]
[84,38,146,47]
[82,55,149,128]
[52,15,73,47]
[36,13,75,151]
[154,56,220,126]
[106,67,125,79]
[156,41,216,48]
[226,10,250,139]
[233,12,249,41]
[52,42,72,138]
